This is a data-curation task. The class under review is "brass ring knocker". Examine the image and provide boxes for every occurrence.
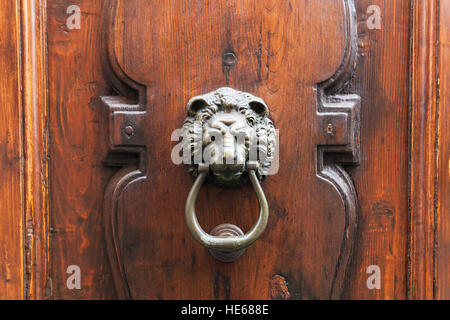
[182,87,276,262]
[185,162,269,262]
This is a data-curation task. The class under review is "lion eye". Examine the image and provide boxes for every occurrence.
[247,117,256,126]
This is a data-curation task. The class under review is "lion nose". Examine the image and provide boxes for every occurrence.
[220,118,236,127]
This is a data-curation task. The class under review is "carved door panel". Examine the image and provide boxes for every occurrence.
[96,0,362,300]
[45,0,411,300]
[6,0,441,300]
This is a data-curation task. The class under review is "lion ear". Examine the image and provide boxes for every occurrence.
[249,98,269,117]
[186,96,208,116]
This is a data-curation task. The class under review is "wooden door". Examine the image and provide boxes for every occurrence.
[0,0,448,300]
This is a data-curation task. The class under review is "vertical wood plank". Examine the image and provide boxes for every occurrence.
[436,0,450,300]
[46,0,116,299]
[0,0,24,299]
[344,0,410,299]
[20,0,50,299]
[409,0,438,300]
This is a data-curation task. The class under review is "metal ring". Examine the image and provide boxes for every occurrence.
[185,169,269,253]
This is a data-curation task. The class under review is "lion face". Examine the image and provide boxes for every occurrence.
[182,87,276,187]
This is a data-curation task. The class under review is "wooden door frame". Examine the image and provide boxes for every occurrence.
[20,0,50,300]
[410,0,450,300]
[409,0,448,300]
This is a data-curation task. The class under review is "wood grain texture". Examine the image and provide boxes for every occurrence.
[343,0,410,299]
[435,0,450,300]
[2,0,447,300]
[43,0,411,300]
[46,0,116,299]
[102,0,361,295]
[100,0,359,300]
[409,0,438,300]
[0,0,24,300]
[20,0,51,300]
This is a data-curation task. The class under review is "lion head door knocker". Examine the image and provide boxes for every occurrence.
[182,87,277,262]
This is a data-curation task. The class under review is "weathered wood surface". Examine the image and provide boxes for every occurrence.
[436,0,450,300]
[343,0,410,299]
[44,0,410,299]
[0,0,23,300]
[104,0,361,300]
[409,0,438,300]
[1,0,448,300]
[21,0,51,300]
[46,0,116,299]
